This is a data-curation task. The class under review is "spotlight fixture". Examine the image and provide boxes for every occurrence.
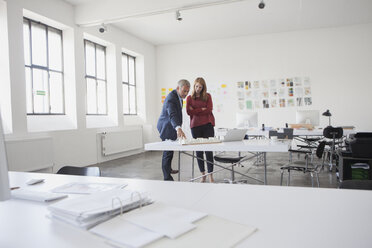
[176,10,182,21]
[99,23,107,33]
[258,0,265,9]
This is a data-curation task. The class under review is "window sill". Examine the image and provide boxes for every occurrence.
[123,115,144,125]
[27,115,77,132]
[86,115,118,129]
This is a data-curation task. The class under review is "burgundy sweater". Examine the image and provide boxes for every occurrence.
[186,93,215,128]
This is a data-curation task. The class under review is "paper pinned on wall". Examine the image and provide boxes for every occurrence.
[161,88,167,104]
[246,100,253,110]
[287,98,295,107]
[304,97,312,105]
[296,97,303,106]
[238,76,312,110]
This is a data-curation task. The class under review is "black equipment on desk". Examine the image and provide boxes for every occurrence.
[347,132,372,158]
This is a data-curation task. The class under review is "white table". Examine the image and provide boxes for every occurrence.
[244,128,357,138]
[1,172,372,248]
[145,139,290,184]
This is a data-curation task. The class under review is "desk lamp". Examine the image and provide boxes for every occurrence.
[322,109,332,126]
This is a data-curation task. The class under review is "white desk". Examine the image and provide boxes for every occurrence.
[1,172,372,248]
[244,128,357,138]
[145,139,290,184]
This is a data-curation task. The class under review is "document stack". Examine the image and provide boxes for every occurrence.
[48,189,151,229]
[89,202,208,248]
[89,202,257,248]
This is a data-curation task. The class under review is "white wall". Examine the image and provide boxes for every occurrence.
[0,0,12,133]
[2,0,157,171]
[156,23,372,132]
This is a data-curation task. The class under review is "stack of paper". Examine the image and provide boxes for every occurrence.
[48,189,151,229]
[90,203,208,248]
[52,182,127,194]
[12,189,68,202]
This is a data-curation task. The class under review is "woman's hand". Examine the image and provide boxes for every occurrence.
[201,107,207,111]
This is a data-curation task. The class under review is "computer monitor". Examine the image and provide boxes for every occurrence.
[0,113,10,201]
[295,110,320,126]
[236,112,258,128]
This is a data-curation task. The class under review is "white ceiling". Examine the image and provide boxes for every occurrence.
[63,0,372,45]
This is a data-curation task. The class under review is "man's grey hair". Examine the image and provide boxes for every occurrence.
[177,79,190,88]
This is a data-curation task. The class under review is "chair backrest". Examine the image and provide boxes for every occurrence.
[56,166,101,177]
[323,126,343,139]
[269,130,278,138]
[271,128,293,139]
[316,141,326,159]
[283,128,294,139]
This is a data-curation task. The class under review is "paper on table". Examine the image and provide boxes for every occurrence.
[147,215,257,248]
[48,189,148,217]
[90,217,163,248]
[11,189,67,202]
[89,203,208,247]
[122,203,207,238]
[52,182,127,194]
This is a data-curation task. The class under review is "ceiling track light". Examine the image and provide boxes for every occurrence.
[99,23,107,33]
[79,0,250,27]
[258,0,265,9]
[176,10,182,21]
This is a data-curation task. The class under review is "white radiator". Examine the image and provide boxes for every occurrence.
[101,128,143,156]
[6,137,54,172]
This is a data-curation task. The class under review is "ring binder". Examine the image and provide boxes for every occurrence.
[131,191,143,209]
[48,189,152,229]
[111,197,124,215]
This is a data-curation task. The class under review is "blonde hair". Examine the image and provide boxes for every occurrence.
[191,77,208,101]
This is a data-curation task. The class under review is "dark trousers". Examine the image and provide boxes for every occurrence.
[191,123,215,173]
[161,136,174,181]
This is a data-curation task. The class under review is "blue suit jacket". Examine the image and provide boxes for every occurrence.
[157,90,183,141]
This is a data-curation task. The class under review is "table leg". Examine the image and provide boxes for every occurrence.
[264,152,267,185]
[178,151,181,181]
[192,151,195,181]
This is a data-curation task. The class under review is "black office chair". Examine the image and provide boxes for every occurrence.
[323,126,344,171]
[56,166,101,176]
[280,141,326,187]
[269,128,294,140]
[339,180,372,190]
[213,154,245,183]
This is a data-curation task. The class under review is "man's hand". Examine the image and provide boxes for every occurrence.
[177,128,187,139]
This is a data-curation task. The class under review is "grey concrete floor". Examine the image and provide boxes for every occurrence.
[92,151,339,188]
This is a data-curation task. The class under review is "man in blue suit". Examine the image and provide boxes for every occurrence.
[157,79,190,181]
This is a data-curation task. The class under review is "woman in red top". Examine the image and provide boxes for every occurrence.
[186,77,215,183]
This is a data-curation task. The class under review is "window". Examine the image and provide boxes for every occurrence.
[122,53,137,115]
[23,17,64,114]
[84,39,107,115]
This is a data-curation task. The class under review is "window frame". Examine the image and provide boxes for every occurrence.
[122,52,137,115]
[84,39,108,116]
[23,17,65,115]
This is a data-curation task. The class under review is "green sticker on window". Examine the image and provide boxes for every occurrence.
[36,90,46,96]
